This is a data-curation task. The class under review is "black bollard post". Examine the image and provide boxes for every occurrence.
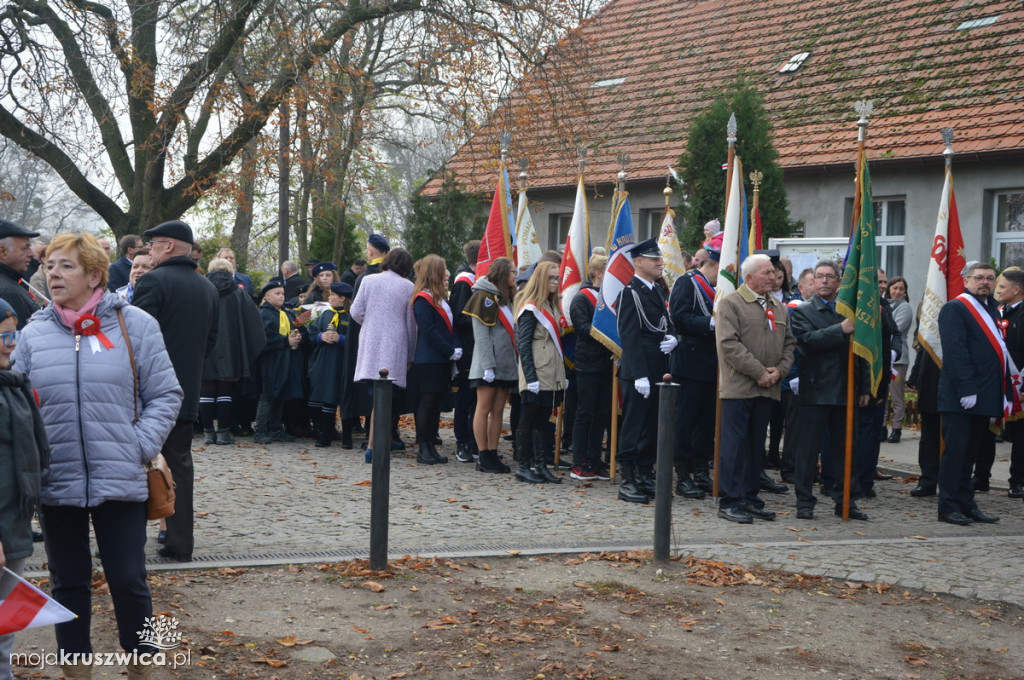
[654,373,677,564]
[369,368,393,571]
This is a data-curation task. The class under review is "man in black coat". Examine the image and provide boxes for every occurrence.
[107,234,141,292]
[133,220,219,561]
[993,268,1024,498]
[616,238,677,504]
[340,258,367,288]
[0,220,42,329]
[790,260,868,521]
[935,261,1005,525]
[853,295,899,498]
[669,249,719,498]
[450,240,480,462]
[280,260,308,302]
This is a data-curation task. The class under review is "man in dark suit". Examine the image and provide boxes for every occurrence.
[669,248,719,498]
[217,247,254,297]
[0,220,41,328]
[107,234,141,292]
[993,268,1024,499]
[450,240,480,463]
[340,258,367,287]
[279,260,308,301]
[790,259,868,521]
[616,238,677,504]
[134,220,219,561]
[936,261,1005,525]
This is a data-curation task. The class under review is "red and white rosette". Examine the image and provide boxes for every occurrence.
[74,314,114,353]
[765,307,776,332]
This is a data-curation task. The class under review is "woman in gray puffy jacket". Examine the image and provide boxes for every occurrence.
[12,232,182,680]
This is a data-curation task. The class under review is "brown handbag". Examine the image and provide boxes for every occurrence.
[118,309,176,520]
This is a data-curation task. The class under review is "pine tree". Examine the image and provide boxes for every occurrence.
[677,79,796,250]
[405,171,484,270]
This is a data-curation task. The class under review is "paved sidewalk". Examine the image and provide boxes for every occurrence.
[26,426,1024,605]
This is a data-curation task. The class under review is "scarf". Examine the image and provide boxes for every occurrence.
[0,370,50,517]
[53,287,104,330]
[278,309,291,336]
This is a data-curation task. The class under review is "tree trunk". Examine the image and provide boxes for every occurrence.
[277,101,291,266]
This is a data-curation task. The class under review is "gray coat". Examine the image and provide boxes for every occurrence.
[13,293,183,507]
[889,296,914,366]
[466,277,518,382]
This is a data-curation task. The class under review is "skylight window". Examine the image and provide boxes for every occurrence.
[591,77,626,88]
[779,52,810,73]
[955,15,1000,30]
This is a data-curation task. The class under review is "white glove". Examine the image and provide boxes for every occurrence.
[634,377,650,399]
[960,394,977,410]
[527,381,540,394]
[564,379,570,390]
[483,368,495,383]
[890,349,897,363]
[660,335,679,354]
[789,378,799,395]
[451,348,463,361]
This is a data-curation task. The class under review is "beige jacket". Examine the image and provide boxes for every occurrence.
[715,284,795,400]
[517,300,567,392]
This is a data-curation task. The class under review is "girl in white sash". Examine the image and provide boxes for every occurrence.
[513,261,567,484]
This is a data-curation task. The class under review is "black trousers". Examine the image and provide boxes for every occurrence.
[972,424,998,482]
[794,404,859,509]
[718,397,773,509]
[1009,420,1024,486]
[674,378,715,473]
[40,501,154,654]
[572,370,611,466]
[780,390,799,478]
[918,411,941,488]
[618,378,659,466]
[939,412,987,516]
[162,419,195,556]
[855,397,886,492]
[452,369,476,446]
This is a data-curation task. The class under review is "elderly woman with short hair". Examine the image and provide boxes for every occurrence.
[13,232,182,680]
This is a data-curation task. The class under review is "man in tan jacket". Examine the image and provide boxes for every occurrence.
[715,254,796,523]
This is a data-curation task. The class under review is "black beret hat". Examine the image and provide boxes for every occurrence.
[0,219,40,239]
[312,261,337,277]
[706,248,721,262]
[631,237,662,259]
[367,233,390,253]
[305,258,321,266]
[143,220,194,245]
[259,277,285,300]
[329,282,354,298]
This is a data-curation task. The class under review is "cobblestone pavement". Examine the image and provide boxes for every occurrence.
[27,426,1024,605]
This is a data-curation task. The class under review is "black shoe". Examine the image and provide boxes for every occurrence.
[966,509,999,524]
[675,477,706,499]
[203,428,216,445]
[796,507,814,520]
[416,443,439,465]
[693,471,713,494]
[429,443,448,464]
[835,504,868,520]
[391,437,407,451]
[857,487,877,499]
[887,429,901,443]
[157,530,167,544]
[740,503,776,521]
[718,507,753,524]
[780,473,795,484]
[341,437,354,450]
[432,435,443,446]
[476,450,510,473]
[270,429,296,442]
[759,472,789,494]
[216,429,235,445]
[910,484,936,497]
[938,511,973,526]
[1009,484,1023,499]
[503,433,515,441]
[456,443,474,463]
[617,463,649,503]
[635,465,656,499]
[515,465,545,483]
[533,459,562,484]
[972,477,990,492]
[32,530,44,543]
[879,426,888,443]
[157,547,192,562]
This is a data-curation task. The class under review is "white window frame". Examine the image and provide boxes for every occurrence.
[991,189,1024,269]
[875,197,906,278]
[637,208,665,243]
[549,213,572,252]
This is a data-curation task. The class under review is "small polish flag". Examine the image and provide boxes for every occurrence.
[0,567,76,635]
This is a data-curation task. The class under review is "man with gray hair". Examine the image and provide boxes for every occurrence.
[0,220,42,328]
[935,260,1004,525]
[280,259,307,301]
[790,259,868,521]
[714,253,795,523]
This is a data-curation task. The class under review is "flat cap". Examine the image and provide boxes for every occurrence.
[143,220,194,245]
[259,277,285,300]
[0,219,40,239]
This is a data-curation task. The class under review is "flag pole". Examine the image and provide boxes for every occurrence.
[749,169,763,251]
[713,115,737,499]
[500,132,513,260]
[609,164,628,482]
[842,100,874,522]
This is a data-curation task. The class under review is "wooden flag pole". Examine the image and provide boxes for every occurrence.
[713,114,738,499]
[842,101,874,522]
[610,367,619,480]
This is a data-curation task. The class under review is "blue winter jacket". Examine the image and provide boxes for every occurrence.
[12,292,183,507]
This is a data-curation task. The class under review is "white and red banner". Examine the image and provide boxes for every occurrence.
[0,567,76,635]
[559,174,590,328]
[515,187,543,269]
[476,165,513,279]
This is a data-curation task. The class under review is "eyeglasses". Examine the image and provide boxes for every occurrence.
[146,239,172,248]
[0,331,19,347]
[813,273,839,281]
[969,275,996,283]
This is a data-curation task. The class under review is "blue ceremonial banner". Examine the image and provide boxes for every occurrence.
[592,196,635,357]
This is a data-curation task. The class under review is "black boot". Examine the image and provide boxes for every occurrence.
[476,449,510,473]
[635,464,656,499]
[514,431,544,483]
[617,462,649,504]
[674,463,705,499]
[340,418,354,449]
[315,411,333,448]
[203,428,216,445]
[416,442,438,465]
[428,439,448,464]
[533,433,562,483]
[693,464,714,495]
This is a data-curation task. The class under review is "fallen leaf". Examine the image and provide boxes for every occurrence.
[598,644,620,652]
[316,474,341,479]
[445,497,459,502]
[352,480,372,486]
[904,656,930,666]
[713,598,727,606]
[277,636,298,647]
[541,508,554,513]
[677,616,700,627]
[352,626,370,634]
[363,581,385,593]
[507,550,521,556]
[374,604,394,611]
[909,535,929,541]
[253,658,287,668]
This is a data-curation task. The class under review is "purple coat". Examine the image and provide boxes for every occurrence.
[350,270,416,388]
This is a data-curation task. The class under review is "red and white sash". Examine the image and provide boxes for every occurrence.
[453,271,476,287]
[518,301,563,359]
[579,287,599,308]
[955,293,1021,418]
[692,271,715,305]
[415,291,453,334]
[498,305,517,350]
